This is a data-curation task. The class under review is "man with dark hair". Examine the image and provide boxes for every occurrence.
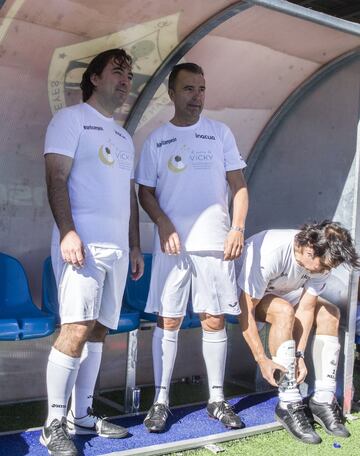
[237,221,360,444]
[42,49,144,455]
[136,62,249,432]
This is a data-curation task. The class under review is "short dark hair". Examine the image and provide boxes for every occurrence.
[295,220,360,269]
[80,48,132,102]
[168,63,204,91]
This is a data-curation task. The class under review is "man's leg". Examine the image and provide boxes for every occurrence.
[41,321,95,455]
[309,298,350,437]
[46,321,95,424]
[69,322,107,418]
[144,316,182,432]
[67,247,130,439]
[256,295,321,444]
[201,313,244,429]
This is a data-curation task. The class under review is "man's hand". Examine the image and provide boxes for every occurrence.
[60,230,85,268]
[258,356,288,387]
[130,247,144,281]
[224,230,244,260]
[296,357,307,384]
[157,215,181,255]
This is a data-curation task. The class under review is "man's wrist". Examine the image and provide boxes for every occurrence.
[130,245,141,251]
[230,225,245,233]
[255,353,268,363]
[295,350,305,359]
[155,214,166,225]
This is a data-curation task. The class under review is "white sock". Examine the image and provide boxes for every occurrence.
[153,327,179,405]
[202,328,227,403]
[70,341,103,418]
[312,335,339,404]
[272,340,302,406]
[46,347,80,425]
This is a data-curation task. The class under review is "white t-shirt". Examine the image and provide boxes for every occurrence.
[44,103,134,250]
[237,229,329,303]
[135,116,246,252]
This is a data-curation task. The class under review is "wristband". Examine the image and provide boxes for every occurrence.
[295,350,305,359]
[230,226,245,233]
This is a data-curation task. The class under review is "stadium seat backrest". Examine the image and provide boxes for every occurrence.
[124,253,152,311]
[42,256,60,321]
[0,253,33,310]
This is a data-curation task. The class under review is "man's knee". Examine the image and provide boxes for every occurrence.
[268,300,295,326]
[55,321,96,356]
[88,321,108,342]
[200,313,225,331]
[157,316,182,330]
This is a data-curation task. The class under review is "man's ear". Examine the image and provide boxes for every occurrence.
[90,73,99,88]
[168,88,175,102]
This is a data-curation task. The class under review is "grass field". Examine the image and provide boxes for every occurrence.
[180,416,360,456]
[1,365,360,455]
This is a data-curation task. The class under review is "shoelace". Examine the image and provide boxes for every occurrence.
[328,400,345,425]
[150,403,170,419]
[50,420,72,450]
[87,407,107,422]
[217,401,236,417]
[290,404,313,431]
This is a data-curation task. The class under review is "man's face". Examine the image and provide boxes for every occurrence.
[168,70,205,124]
[297,246,332,274]
[91,57,133,109]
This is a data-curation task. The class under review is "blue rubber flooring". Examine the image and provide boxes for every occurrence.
[0,392,278,456]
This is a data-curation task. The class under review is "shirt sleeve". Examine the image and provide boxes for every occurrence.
[44,108,81,158]
[135,137,158,187]
[304,273,329,296]
[237,238,279,299]
[222,125,247,172]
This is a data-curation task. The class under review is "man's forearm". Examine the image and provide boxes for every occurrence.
[138,187,167,225]
[129,184,141,249]
[47,178,75,239]
[239,293,266,362]
[227,170,248,229]
[231,186,248,229]
[240,314,267,362]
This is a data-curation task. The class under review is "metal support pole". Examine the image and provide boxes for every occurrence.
[124,329,139,413]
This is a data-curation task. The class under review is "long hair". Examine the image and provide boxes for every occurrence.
[295,220,360,269]
[80,49,132,102]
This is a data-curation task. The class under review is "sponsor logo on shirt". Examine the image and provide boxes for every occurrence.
[190,151,213,161]
[301,274,310,280]
[189,149,214,170]
[195,133,216,140]
[157,137,177,148]
[114,129,127,139]
[167,155,186,173]
[83,125,104,131]
[98,143,132,169]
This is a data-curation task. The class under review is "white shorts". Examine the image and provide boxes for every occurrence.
[51,243,129,329]
[145,251,240,317]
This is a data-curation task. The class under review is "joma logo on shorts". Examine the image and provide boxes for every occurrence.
[51,404,67,408]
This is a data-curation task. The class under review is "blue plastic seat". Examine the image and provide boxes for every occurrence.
[226,314,239,325]
[42,257,140,333]
[124,253,201,329]
[0,253,55,340]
